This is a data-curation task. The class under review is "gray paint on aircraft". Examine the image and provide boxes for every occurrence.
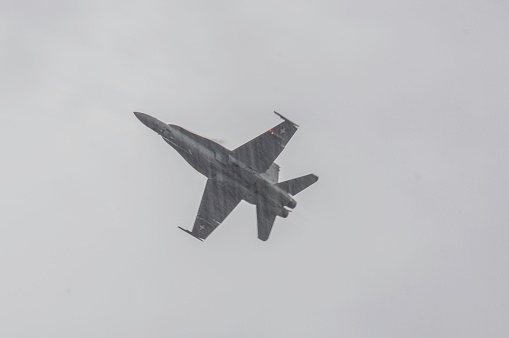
[134,111,318,241]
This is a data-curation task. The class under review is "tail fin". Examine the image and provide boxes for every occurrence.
[276,174,318,196]
[261,162,280,183]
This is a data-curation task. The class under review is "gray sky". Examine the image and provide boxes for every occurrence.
[1,0,508,337]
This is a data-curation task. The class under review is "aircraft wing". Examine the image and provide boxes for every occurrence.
[179,178,244,241]
[256,201,278,241]
[232,112,298,173]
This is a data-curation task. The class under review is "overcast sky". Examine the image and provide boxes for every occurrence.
[1,0,508,337]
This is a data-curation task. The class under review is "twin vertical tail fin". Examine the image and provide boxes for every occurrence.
[276,174,319,196]
[257,173,318,241]
[261,162,280,183]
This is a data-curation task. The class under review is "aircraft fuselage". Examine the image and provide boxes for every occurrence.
[135,112,296,216]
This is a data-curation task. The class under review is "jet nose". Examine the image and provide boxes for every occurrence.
[134,111,150,129]
[134,111,151,127]
[134,112,168,135]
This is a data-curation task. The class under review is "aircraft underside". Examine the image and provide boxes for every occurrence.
[135,111,318,241]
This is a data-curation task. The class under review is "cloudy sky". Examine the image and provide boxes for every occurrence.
[1,0,508,337]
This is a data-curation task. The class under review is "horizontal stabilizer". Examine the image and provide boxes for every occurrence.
[276,174,318,196]
[257,202,277,241]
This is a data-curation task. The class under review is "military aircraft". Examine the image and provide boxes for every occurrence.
[134,111,318,241]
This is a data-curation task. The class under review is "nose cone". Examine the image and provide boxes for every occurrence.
[134,111,155,129]
[134,112,168,135]
[134,111,147,123]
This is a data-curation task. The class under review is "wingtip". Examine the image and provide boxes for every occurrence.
[178,227,204,241]
[274,111,299,127]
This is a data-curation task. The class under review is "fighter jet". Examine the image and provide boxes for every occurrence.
[134,111,318,241]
